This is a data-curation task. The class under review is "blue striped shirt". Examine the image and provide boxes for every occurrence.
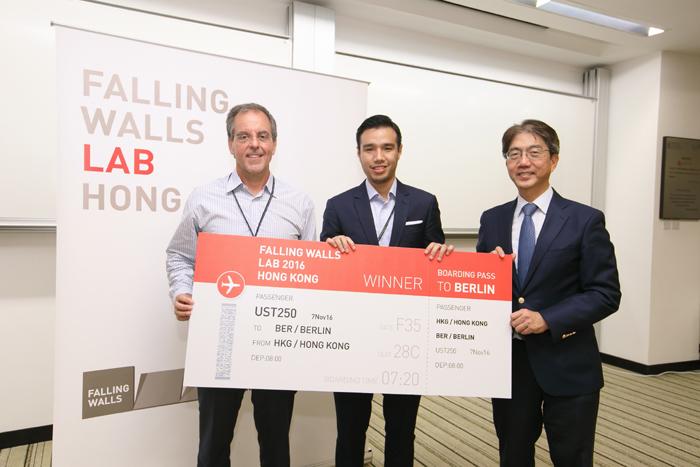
[166,171,316,298]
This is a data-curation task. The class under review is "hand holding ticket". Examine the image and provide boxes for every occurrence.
[184,233,513,397]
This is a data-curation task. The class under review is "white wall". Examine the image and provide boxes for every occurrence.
[0,0,59,432]
[1,0,593,435]
[0,232,56,432]
[650,52,700,365]
[335,15,585,95]
[601,51,700,366]
[598,53,661,363]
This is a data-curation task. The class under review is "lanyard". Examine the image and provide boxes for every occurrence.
[232,176,275,237]
[377,205,396,243]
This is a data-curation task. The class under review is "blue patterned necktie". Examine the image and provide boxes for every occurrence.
[517,203,538,286]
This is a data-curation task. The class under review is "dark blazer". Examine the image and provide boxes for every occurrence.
[322,180,445,466]
[321,180,445,248]
[476,190,621,396]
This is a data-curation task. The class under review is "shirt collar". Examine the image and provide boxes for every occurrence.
[516,186,553,216]
[226,171,274,196]
[365,179,397,202]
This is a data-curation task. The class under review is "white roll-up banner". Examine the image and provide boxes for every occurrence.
[55,26,367,467]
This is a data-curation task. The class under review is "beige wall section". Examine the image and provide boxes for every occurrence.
[598,53,662,363]
[449,237,477,253]
[649,52,700,365]
[0,232,55,432]
[103,0,291,38]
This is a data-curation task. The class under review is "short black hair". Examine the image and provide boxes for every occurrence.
[502,119,559,158]
[356,114,402,149]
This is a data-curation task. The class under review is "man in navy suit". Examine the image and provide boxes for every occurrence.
[476,120,621,466]
[321,114,453,467]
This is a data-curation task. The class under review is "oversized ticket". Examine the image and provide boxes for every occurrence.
[184,233,513,397]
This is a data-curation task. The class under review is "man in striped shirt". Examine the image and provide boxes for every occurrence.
[166,103,315,467]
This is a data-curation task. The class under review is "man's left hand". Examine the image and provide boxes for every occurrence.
[511,309,549,335]
[424,242,454,262]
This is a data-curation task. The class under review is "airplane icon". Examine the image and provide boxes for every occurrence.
[216,271,246,298]
[220,275,241,294]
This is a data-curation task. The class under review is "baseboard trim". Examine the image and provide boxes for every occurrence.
[0,425,52,449]
[602,353,700,375]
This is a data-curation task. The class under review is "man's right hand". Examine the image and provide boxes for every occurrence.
[326,235,356,253]
[491,246,515,261]
[174,293,193,321]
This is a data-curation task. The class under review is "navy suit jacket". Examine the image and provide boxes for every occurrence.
[476,190,621,396]
[320,180,445,248]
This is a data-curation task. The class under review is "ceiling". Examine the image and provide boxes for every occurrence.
[311,0,700,67]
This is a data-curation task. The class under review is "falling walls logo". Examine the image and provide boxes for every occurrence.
[82,367,197,419]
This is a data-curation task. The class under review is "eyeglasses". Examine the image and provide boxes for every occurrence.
[504,146,550,162]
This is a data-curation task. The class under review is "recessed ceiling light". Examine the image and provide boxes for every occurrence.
[513,0,664,37]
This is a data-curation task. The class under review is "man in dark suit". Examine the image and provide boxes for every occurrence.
[321,114,452,467]
[476,119,621,467]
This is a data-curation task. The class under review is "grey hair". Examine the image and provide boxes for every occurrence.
[226,103,278,141]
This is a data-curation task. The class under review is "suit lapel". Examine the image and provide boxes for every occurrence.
[352,182,379,245]
[499,200,518,293]
[521,191,568,289]
[500,200,517,255]
[389,180,409,246]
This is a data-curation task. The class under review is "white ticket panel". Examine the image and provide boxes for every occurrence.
[184,233,513,398]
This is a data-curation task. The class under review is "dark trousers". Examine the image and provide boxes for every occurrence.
[334,391,420,467]
[492,340,600,467]
[197,387,295,467]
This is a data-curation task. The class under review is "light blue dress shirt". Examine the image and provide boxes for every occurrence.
[366,179,397,247]
[166,171,316,298]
